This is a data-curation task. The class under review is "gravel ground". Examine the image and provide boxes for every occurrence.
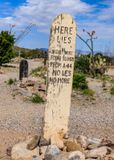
[0,61,114,159]
[70,78,114,140]
[0,83,44,159]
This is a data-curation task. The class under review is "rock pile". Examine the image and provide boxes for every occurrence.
[10,78,46,101]
[11,134,114,160]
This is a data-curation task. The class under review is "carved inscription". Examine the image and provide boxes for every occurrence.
[48,24,75,85]
[48,49,74,85]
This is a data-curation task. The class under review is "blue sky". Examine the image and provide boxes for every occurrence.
[0,0,114,53]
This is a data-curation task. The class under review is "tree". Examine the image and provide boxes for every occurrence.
[77,29,97,56]
[0,30,15,65]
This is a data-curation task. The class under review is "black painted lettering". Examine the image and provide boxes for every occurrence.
[52,70,61,76]
[65,27,68,34]
[60,26,65,34]
[68,37,71,44]
[64,37,67,43]
[49,77,70,84]
[57,36,60,43]
[63,55,74,61]
[50,62,61,68]
[62,70,71,77]
[69,27,73,35]
[51,55,61,61]
[54,26,60,34]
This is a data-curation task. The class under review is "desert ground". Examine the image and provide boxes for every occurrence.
[0,59,114,159]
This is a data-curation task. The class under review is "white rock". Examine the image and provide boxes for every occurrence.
[86,146,111,158]
[11,141,40,160]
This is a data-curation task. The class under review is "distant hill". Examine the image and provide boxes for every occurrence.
[14,46,47,59]
[40,48,48,52]
[14,46,32,53]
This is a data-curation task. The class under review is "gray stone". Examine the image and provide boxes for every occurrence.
[77,135,88,149]
[53,152,69,160]
[53,151,85,160]
[19,83,26,88]
[86,146,111,158]
[39,137,50,147]
[45,145,61,160]
[38,84,46,92]
[88,138,102,145]
[25,80,35,86]
[87,144,100,150]
[32,155,40,160]
[26,135,41,150]
[68,151,85,160]
[18,88,32,97]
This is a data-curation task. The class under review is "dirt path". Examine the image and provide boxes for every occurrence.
[0,60,44,159]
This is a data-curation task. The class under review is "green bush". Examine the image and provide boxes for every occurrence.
[7,78,16,85]
[75,53,109,77]
[82,88,95,96]
[74,55,90,74]
[110,87,114,94]
[110,77,114,84]
[31,94,44,103]
[73,73,88,90]
[30,66,47,79]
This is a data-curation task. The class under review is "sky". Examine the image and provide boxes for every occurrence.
[0,0,114,53]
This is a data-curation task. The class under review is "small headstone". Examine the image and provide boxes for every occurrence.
[44,13,76,139]
[19,59,28,80]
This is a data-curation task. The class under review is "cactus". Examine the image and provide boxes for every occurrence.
[91,54,107,76]
[75,53,109,77]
